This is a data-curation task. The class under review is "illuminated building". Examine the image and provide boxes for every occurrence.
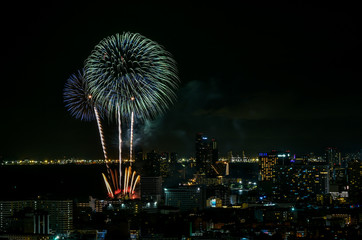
[0,200,73,234]
[206,185,230,206]
[347,159,362,202]
[275,150,292,165]
[144,151,172,177]
[195,133,218,176]
[195,132,211,174]
[325,147,341,167]
[159,152,171,177]
[258,152,277,181]
[211,138,218,164]
[164,186,205,211]
[206,197,222,208]
[273,163,329,202]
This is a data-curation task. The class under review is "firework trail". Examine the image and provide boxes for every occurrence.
[102,173,114,198]
[117,104,122,190]
[63,70,109,163]
[130,111,134,165]
[84,32,180,199]
[94,106,108,160]
[102,167,140,199]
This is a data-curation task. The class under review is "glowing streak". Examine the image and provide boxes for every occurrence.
[131,175,140,194]
[102,173,114,198]
[130,111,134,165]
[130,170,136,194]
[126,167,131,193]
[110,169,116,190]
[117,104,122,191]
[94,107,108,161]
[211,164,220,175]
[114,169,119,191]
[124,166,128,194]
[124,167,128,193]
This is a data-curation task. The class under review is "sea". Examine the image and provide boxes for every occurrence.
[0,164,108,201]
[0,162,259,201]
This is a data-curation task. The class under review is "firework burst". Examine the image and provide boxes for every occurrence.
[63,69,98,121]
[84,32,179,121]
[102,166,140,199]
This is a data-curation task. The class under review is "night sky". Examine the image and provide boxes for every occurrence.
[1,2,361,160]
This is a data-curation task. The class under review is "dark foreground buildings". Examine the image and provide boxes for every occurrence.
[1,147,361,239]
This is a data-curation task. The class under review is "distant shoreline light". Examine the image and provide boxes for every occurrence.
[1,159,120,166]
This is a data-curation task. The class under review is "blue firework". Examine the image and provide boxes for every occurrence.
[63,69,104,121]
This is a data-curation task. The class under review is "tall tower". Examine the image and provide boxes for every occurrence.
[211,138,218,164]
[195,133,217,176]
[325,147,341,167]
[259,152,277,181]
[195,133,209,173]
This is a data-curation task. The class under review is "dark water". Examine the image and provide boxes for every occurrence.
[0,165,111,200]
[0,163,259,200]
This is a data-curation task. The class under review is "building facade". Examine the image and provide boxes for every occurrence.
[164,186,205,211]
[0,200,73,234]
[195,133,218,176]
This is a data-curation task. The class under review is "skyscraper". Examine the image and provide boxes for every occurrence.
[325,147,341,167]
[141,176,163,202]
[195,133,218,176]
[259,152,277,181]
[211,138,218,164]
[347,159,362,202]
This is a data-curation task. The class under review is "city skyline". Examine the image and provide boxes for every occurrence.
[1,2,361,160]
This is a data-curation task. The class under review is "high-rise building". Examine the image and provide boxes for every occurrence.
[141,176,163,202]
[195,133,210,173]
[134,146,144,163]
[159,152,171,177]
[164,186,205,211]
[259,152,277,181]
[325,147,341,167]
[211,138,218,164]
[195,133,218,176]
[3,209,50,235]
[347,159,362,202]
[145,150,160,176]
[273,163,329,202]
[144,151,172,177]
[0,200,73,234]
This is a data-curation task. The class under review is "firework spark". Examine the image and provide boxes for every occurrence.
[83,32,180,200]
[130,111,134,165]
[94,106,108,160]
[102,166,140,199]
[117,104,122,186]
[84,32,179,121]
[63,69,98,121]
